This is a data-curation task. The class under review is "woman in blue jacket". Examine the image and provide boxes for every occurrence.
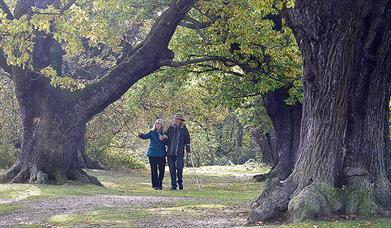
[138,119,166,190]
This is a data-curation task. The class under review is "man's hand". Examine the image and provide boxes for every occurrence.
[186,153,192,161]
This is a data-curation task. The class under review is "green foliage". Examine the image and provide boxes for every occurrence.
[168,0,303,128]
[99,149,146,170]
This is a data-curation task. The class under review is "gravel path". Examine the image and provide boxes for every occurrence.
[0,195,246,227]
[0,195,194,227]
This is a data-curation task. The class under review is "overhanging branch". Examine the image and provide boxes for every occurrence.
[78,0,198,118]
[0,0,13,20]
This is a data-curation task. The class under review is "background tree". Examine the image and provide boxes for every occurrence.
[167,0,303,180]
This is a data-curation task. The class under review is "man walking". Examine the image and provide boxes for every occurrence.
[163,113,191,190]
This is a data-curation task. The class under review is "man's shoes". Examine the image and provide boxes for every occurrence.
[170,187,177,191]
[179,186,183,190]
[158,187,163,190]
[153,187,159,190]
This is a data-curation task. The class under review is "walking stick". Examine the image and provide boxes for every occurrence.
[190,155,201,191]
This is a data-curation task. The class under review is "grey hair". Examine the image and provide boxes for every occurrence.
[151,119,164,132]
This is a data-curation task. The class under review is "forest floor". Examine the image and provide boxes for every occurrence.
[1,165,391,228]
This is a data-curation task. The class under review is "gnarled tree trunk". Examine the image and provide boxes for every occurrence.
[342,5,391,215]
[249,0,390,223]
[1,70,100,184]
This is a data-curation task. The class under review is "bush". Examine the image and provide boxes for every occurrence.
[91,148,146,170]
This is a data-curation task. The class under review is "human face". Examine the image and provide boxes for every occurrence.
[173,118,182,126]
[155,122,162,131]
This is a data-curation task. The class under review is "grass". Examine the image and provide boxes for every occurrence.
[1,165,391,227]
[95,168,262,205]
[0,204,21,213]
[48,206,152,227]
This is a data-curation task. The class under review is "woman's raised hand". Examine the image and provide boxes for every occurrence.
[159,135,168,140]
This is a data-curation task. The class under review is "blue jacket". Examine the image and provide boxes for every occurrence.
[139,130,166,157]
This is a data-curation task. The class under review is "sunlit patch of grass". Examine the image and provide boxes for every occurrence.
[48,206,152,227]
[148,203,227,217]
[0,204,21,213]
[185,164,270,177]
[0,184,41,203]
[88,166,264,205]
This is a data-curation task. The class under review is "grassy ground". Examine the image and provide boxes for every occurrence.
[1,165,391,227]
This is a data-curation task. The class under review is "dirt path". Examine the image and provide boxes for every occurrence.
[0,195,246,227]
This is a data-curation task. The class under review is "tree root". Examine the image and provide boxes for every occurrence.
[0,165,103,186]
[374,177,391,211]
[249,182,343,223]
[252,172,272,182]
[288,183,342,222]
[342,174,381,216]
[249,183,291,222]
[249,170,391,224]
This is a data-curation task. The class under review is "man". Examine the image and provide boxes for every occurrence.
[163,113,191,190]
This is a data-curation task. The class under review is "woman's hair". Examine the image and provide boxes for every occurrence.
[151,119,164,132]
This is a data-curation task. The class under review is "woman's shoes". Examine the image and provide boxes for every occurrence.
[153,187,159,190]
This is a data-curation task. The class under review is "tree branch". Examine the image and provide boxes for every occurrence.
[78,0,198,118]
[60,0,76,13]
[179,15,213,29]
[0,0,13,19]
[159,56,231,67]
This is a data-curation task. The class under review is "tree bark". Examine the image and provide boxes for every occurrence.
[342,3,391,215]
[76,124,104,170]
[0,0,197,185]
[249,0,390,223]
[263,88,302,181]
[0,70,101,184]
[250,128,277,167]
[252,88,302,182]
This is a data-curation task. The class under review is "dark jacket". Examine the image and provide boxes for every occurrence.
[165,124,191,157]
[139,130,166,157]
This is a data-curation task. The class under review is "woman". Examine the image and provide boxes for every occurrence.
[138,119,166,190]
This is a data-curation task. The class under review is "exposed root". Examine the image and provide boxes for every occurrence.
[68,169,103,186]
[10,168,30,183]
[249,181,343,223]
[2,165,103,186]
[248,183,291,222]
[288,183,342,222]
[342,171,381,216]
[374,177,391,210]
[252,172,272,182]
[0,164,21,183]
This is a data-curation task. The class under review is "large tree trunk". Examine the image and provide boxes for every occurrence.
[1,71,101,185]
[249,0,390,223]
[342,4,391,215]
